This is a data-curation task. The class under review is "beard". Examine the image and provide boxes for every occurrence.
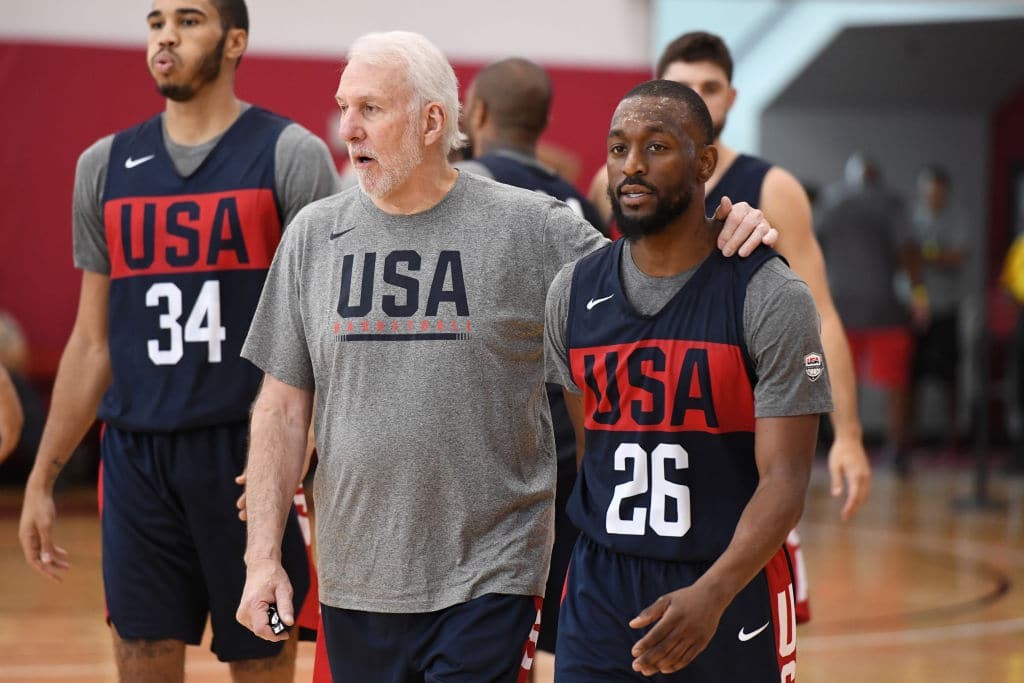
[351,115,425,199]
[156,32,226,102]
[713,116,726,142]
[608,176,692,240]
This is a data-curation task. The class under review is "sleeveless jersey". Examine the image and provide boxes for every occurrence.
[705,153,772,214]
[100,107,289,431]
[565,240,778,562]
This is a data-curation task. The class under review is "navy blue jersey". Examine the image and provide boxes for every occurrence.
[100,107,289,431]
[565,240,778,562]
[475,151,605,231]
[705,154,772,214]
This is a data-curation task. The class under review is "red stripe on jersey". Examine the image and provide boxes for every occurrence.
[570,339,754,434]
[517,596,543,683]
[97,439,110,624]
[786,529,812,624]
[105,189,281,279]
[766,547,798,681]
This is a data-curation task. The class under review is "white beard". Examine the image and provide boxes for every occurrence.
[352,120,425,199]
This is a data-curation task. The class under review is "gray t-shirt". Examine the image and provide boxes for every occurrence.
[815,183,913,329]
[72,105,340,274]
[545,240,833,418]
[912,201,969,315]
[242,171,608,612]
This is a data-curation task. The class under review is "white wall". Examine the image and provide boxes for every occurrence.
[5,0,652,66]
[652,0,1024,153]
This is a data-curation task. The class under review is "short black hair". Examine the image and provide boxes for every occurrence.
[621,79,714,145]
[472,58,551,139]
[656,31,733,81]
[210,0,249,32]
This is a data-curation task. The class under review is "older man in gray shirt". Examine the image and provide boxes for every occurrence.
[236,30,776,682]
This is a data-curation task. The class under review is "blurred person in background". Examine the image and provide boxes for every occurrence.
[0,312,43,475]
[907,164,969,455]
[816,153,927,476]
[1000,226,1024,473]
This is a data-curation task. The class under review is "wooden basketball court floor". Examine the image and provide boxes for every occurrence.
[2,458,1023,682]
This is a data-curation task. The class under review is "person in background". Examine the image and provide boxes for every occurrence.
[907,164,968,455]
[816,153,927,476]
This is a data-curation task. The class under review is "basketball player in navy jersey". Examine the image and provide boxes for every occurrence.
[18,1,338,680]
[548,80,832,680]
[588,31,869,624]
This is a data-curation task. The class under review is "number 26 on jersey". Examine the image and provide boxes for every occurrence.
[606,443,691,537]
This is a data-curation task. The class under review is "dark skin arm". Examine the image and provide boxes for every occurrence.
[628,415,819,676]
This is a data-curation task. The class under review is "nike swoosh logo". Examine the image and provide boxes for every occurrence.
[329,228,355,240]
[738,621,770,642]
[124,154,155,169]
[586,294,614,310]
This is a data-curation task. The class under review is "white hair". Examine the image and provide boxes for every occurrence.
[347,31,461,156]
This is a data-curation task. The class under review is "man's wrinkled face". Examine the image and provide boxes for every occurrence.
[336,59,425,199]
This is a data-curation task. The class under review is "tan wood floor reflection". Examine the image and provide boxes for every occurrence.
[1,461,1023,682]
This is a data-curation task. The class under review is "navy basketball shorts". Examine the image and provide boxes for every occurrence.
[556,535,797,682]
[537,454,579,654]
[320,593,543,682]
[100,423,311,662]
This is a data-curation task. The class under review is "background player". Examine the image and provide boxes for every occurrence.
[18,1,338,680]
[548,79,832,680]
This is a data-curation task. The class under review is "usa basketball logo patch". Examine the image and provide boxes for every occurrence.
[804,353,823,382]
